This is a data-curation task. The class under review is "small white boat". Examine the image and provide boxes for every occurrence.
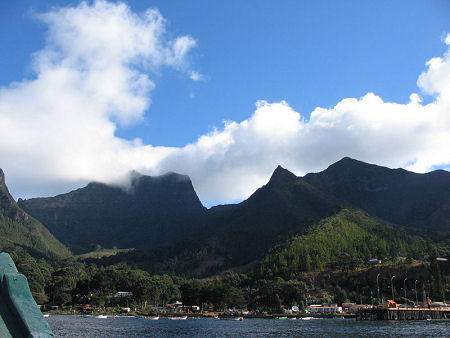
[233,317,244,321]
[96,315,108,319]
[148,316,159,320]
[43,314,50,318]
[168,316,188,320]
[301,317,313,320]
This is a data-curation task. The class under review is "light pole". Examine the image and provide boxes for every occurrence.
[391,276,396,301]
[404,278,407,300]
[376,273,380,304]
[414,280,418,305]
[422,282,426,303]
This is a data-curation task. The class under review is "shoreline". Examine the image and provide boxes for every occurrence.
[43,311,356,320]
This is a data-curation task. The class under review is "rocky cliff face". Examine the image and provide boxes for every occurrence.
[19,171,206,254]
[0,168,28,222]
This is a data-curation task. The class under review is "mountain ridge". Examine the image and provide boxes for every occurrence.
[303,157,450,231]
[0,168,71,259]
[92,157,449,276]
[14,157,450,273]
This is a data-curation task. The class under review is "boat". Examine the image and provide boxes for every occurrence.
[233,317,244,321]
[43,314,50,318]
[168,316,188,320]
[301,317,313,320]
[96,315,108,319]
[148,316,159,320]
[276,316,288,320]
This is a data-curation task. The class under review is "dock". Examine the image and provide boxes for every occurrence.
[356,307,450,321]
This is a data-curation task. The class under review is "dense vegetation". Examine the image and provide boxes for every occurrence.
[258,209,430,279]
[5,209,448,313]
[8,238,448,314]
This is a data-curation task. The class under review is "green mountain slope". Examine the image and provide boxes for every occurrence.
[0,169,71,259]
[197,165,339,265]
[257,209,430,279]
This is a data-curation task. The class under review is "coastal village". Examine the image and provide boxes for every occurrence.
[39,293,450,321]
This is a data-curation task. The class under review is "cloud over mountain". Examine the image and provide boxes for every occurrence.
[0,1,449,204]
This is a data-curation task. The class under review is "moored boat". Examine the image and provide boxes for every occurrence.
[168,315,188,320]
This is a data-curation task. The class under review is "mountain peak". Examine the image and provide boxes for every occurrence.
[0,168,5,190]
[19,169,205,253]
[268,165,298,185]
[0,168,27,222]
[320,157,383,177]
[131,171,192,191]
[329,157,365,168]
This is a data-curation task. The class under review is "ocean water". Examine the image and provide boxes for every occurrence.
[48,315,449,337]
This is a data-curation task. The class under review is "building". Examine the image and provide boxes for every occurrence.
[115,291,133,297]
[307,304,342,313]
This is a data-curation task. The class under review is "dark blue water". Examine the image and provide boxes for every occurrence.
[48,315,449,337]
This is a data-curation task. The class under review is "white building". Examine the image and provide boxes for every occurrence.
[307,304,342,313]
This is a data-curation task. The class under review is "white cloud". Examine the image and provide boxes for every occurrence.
[189,70,204,82]
[151,35,450,202]
[0,2,449,206]
[0,0,193,197]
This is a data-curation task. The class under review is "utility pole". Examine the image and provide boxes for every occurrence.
[391,276,396,301]
[376,273,380,304]
[414,280,418,305]
[422,283,426,303]
[404,278,407,300]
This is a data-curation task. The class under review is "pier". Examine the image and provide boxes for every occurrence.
[356,307,450,321]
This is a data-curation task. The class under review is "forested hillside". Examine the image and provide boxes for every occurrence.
[0,169,70,260]
[257,209,431,279]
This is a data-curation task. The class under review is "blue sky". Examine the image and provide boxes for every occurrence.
[0,1,449,205]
